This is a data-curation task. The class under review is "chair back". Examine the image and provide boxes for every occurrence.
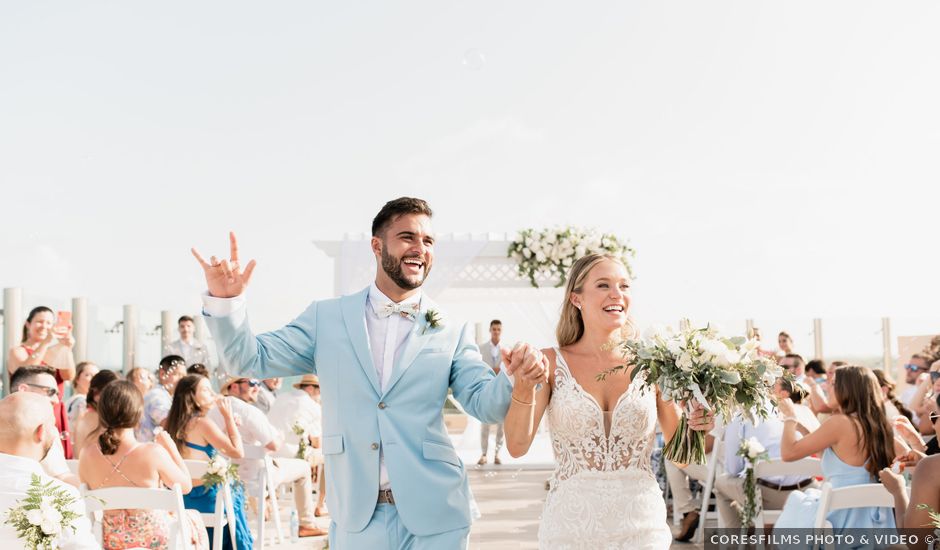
[813,482,895,529]
[82,483,189,550]
[184,459,238,548]
[66,459,79,475]
[241,444,285,547]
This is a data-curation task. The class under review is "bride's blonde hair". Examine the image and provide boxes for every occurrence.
[556,253,636,347]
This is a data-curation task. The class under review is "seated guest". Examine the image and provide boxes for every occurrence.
[166,375,252,550]
[138,355,187,442]
[254,378,281,414]
[805,360,847,414]
[79,381,208,550]
[773,377,820,432]
[880,452,940,550]
[0,393,98,548]
[218,376,326,537]
[872,369,926,453]
[778,353,806,383]
[910,360,940,436]
[72,369,120,458]
[775,365,898,534]
[127,367,154,397]
[10,366,79,487]
[899,353,932,421]
[65,361,99,440]
[715,411,818,529]
[187,363,209,378]
[924,394,940,455]
[804,360,826,384]
[267,374,322,460]
[665,432,719,541]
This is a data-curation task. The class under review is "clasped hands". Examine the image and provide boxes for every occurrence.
[500,343,549,391]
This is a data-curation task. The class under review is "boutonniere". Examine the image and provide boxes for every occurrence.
[4,473,83,549]
[422,309,443,335]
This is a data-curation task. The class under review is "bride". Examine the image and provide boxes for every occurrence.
[504,253,714,549]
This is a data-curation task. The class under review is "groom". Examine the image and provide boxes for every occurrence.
[192,197,548,549]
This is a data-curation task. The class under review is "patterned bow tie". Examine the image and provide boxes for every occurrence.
[378,302,420,321]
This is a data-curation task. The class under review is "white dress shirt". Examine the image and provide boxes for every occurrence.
[267,389,323,458]
[0,453,98,549]
[208,396,278,485]
[724,414,810,486]
[365,283,422,487]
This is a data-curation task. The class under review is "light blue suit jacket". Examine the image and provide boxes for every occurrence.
[203,287,512,535]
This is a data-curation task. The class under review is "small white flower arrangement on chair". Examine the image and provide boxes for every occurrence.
[3,473,83,549]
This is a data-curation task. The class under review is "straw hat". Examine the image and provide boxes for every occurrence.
[221,375,249,396]
[293,374,320,389]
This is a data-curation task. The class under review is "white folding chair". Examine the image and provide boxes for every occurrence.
[184,459,239,549]
[82,483,189,550]
[754,457,823,526]
[243,444,285,547]
[813,482,895,530]
[693,428,724,544]
[66,459,79,475]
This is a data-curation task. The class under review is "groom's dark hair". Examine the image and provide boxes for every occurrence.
[371,197,433,237]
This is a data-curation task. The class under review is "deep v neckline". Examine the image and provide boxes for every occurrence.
[555,348,636,437]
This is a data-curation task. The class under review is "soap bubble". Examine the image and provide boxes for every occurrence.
[462,49,486,71]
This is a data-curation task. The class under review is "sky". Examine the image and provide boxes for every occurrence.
[2,2,939,364]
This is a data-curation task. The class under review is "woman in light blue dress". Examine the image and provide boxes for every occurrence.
[774,365,899,534]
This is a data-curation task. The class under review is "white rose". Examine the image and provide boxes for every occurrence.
[666,338,684,356]
[643,323,668,341]
[722,348,740,367]
[575,244,587,258]
[677,352,695,372]
[41,520,59,536]
[699,339,727,363]
[26,508,43,526]
[742,339,760,352]
[522,247,532,259]
[535,250,546,263]
[562,257,572,267]
[746,437,765,459]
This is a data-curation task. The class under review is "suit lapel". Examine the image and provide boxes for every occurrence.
[341,288,381,396]
[382,297,437,397]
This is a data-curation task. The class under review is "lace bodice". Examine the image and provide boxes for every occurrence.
[547,348,659,482]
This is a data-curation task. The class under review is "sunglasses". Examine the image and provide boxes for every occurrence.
[300,384,320,389]
[931,371,940,382]
[26,383,58,397]
[931,411,940,423]
[237,379,261,388]
[904,364,928,373]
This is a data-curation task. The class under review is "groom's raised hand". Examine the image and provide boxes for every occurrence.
[191,232,257,298]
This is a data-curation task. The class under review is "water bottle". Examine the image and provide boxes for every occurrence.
[290,509,299,542]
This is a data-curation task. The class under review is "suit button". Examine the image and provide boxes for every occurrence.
[378,402,387,409]
[371,443,379,450]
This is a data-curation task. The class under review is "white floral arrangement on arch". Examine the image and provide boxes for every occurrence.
[508,226,636,288]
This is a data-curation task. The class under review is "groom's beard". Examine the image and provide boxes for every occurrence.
[381,247,430,291]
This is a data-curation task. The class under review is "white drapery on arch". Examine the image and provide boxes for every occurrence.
[315,234,559,465]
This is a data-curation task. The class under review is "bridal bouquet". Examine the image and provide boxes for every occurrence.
[4,474,83,549]
[203,454,241,488]
[598,322,784,464]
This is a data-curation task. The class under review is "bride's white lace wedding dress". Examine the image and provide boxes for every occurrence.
[539,349,672,549]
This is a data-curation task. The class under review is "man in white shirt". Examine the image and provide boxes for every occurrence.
[254,378,281,414]
[0,392,97,549]
[9,366,79,487]
[477,320,506,465]
[267,374,322,461]
[900,354,931,426]
[715,413,819,529]
[138,355,187,442]
[163,315,210,367]
[216,376,326,537]
[778,354,806,383]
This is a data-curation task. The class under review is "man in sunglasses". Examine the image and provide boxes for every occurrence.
[138,355,187,442]
[9,366,80,488]
[900,354,931,425]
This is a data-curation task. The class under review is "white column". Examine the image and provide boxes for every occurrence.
[475,322,486,345]
[123,305,137,373]
[71,297,88,364]
[194,315,208,343]
[161,310,174,352]
[745,318,755,339]
[813,318,823,360]
[3,288,23,396]
[882,317,892,372]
